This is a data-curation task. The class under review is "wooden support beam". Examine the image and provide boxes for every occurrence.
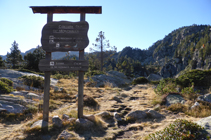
[78,13,85,118]
[43,13,52,124]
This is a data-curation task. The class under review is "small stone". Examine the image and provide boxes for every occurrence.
[114,112,122,121]
[62,114,69,120]
[68,118,76,123]
[52,116,62,128]
[96,111,111,118]
[191,102,200,109]
[83,115,95,122]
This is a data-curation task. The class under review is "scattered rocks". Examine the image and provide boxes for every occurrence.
[58,130,74,140]
[52,116,63,128]
[31,120,48,128]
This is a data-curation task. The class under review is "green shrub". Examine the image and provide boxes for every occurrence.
[0,81,14,94]
[52,74,63,80]
[148,119,209,140]
[154,78,177,95]
[176,69,211,87]
[132,77,148,85]
[24,105,38,114]
[0,78,13,86]
[20,75,44,89]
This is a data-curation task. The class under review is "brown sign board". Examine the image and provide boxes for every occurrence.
[41,21,89,52]
[39,59,89,71]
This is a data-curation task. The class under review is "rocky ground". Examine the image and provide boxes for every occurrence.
[0,70,210,140]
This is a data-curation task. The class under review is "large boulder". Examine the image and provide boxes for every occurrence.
[126,110,147,120]
[52,116,63,127]
[75,118,94,131]
[165,93,185,106]
[196,116,211,137]
[85,71,132,87]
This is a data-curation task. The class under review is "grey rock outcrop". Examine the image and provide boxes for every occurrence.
[85,71,132,87]
[160,63,177,78]
[197,93,211,103]
[147,74,163,81]
[165,94,185,106]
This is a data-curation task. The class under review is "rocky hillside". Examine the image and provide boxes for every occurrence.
[117,24,211,78]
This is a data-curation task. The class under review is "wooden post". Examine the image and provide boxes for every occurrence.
[78,13,85,118]
[43,13,53,123]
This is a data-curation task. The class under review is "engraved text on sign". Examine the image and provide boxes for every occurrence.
[41,21,89,52]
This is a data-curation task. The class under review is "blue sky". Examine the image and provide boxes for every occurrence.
[0,0,211,55]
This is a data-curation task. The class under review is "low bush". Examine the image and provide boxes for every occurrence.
[176,69,211,88]
[20,75,44,89]
[148,119,209,140]
[132,77,148,85]
[154,78,177,95]
[0,80,13,94]
[0,78,13,86]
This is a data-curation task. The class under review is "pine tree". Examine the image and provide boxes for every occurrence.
[90,31,116,71]
[6,41,23,69]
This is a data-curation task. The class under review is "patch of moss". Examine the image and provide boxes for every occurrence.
[132,77,148,85]
[148,119,209,140]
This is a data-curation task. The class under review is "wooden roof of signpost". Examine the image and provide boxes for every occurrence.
[30,6,102,14]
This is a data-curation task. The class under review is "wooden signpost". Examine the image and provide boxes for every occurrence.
[41,21,89,52]
[30,6,102,129]
[39,59,89,71]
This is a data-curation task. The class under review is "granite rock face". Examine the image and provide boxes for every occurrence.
[85,71,132,87]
